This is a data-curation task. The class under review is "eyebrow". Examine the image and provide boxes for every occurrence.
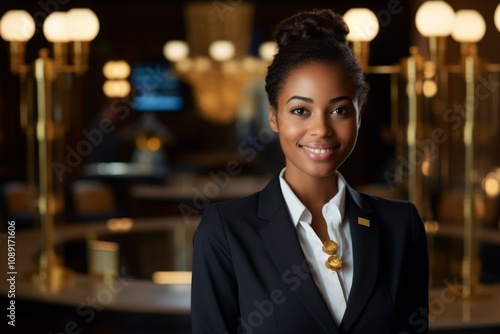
[286,95,352,104]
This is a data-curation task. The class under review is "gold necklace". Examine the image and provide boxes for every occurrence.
[323,240,342,271]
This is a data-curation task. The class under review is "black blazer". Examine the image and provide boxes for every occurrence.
[191,173,429,334]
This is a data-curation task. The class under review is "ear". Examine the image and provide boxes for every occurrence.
[268,106,279,132]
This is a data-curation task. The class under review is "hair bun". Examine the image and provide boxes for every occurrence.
[274,9,349,49]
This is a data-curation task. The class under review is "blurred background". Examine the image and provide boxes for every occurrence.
[0,0,500,333]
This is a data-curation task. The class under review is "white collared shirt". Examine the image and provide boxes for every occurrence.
[279,168,353,326]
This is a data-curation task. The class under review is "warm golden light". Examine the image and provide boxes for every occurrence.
[415,1,455,37]
[106,218,134,232]
[495,3,500,33]
[423,79,438,98]
[152,271,192,285]
[193,57,212,71]
[103,60,131,79]
[146,137,162,151]
[483,171,500,198]
[343,8,379,42]
[424,220,439,233]
[209,40,235,61]
[258,41,277,62]
[421,159,431,176]
[103,80,131,98]
[423,61,436,79]
[451,10,486,43]
[43,12,69,42]
[163,40,190,62]
[65,8,100,41]
[0,10,36,42]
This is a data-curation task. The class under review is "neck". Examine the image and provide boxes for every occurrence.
[284,169,339,212]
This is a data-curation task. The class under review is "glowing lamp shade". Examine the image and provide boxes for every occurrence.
[103,60,131,79]
[209,40,235,61]
[343,8,379,42]
[258,41,277,62]
[163,40,189,62]
[415,1,455,37]
[65,8,99,41]
[494,3,500,33]
[0,10,35,42]
[451,10,486,43]
[103,80,131,98]
[43,12,69,42]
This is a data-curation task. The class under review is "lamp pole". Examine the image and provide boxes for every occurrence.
[1,8,99,289]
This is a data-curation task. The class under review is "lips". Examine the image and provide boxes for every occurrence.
[302,147,333,154]
[300,144,338,161]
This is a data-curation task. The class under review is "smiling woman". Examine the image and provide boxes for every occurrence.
[269,63,359,185]
[191,8,429,334]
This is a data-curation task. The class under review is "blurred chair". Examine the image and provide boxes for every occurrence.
[68,179,123,222]
[0,181,35,228]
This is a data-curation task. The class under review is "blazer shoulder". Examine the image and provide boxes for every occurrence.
[352,189,423,229]
[357,190,419,213]
[208,190,261,216]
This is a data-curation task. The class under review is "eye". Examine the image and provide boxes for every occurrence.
[290,107,309,116]
[331,106,351,116]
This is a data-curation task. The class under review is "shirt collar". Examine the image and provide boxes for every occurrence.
[278,167,347,227]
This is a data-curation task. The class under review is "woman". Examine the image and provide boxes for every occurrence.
[191,8,429,334]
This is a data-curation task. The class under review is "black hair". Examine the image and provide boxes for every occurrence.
[265,9,369,111]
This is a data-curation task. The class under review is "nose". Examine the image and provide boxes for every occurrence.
[309,112,333,137]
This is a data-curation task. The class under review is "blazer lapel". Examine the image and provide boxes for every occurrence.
[339,186,380,333]
[257,175,338,334]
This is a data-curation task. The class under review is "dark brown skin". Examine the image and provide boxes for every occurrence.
[269,61,361,242]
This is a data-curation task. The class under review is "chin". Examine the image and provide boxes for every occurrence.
[303,164,339,179]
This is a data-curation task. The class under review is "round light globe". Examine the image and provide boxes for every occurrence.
[163,40,189,62]
[103,80,131,98]
[343,8,379,42]
[103,60,131,79]
[494,3,500,33]
[258,41,277,62]
[209,40,235,62]
[0,10,36,42]
[415,1,455,37]
[43,12,69,42]
[65,8,99,41]
[451,10,486,43]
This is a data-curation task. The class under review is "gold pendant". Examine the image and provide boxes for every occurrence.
[325,255,343,271]
[323,240,342,271]
[322,240,338,255]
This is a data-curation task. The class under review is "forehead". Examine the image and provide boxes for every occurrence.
[279,61,357,101]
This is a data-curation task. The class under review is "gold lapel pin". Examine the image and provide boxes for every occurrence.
[358,217,370,227]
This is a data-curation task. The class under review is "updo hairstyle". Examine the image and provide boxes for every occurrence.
[265,9,369,111]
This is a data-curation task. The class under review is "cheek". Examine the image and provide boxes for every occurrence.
[278,119,303,142]
[334,122,358,142]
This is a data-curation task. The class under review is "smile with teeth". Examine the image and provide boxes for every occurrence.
[302,146,334,154]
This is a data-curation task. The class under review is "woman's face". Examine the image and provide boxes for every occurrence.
[269,61,360,180]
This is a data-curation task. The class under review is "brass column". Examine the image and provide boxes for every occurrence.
[34,49,57,287]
